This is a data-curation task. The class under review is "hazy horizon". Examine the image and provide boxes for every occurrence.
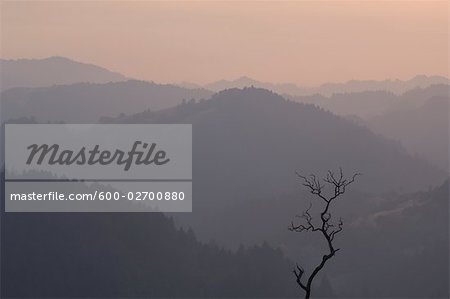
[3,54,450,88]
[1,1,448,86]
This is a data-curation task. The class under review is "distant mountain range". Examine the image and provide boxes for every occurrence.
[284,85,449,171]
[2,56,447,173]
[0,56,128,91]
[1,80,212,123]
[2,56,447,97]
[181,74,449,97]
[287,84,450,119]
[368,95,449,171]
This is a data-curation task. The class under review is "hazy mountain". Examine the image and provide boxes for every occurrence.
[99,88,448,297]
[177,81,204,89]
[368,96,449,171]
[285,85,449,170]
[201,75,449,97]
[287,84,449,119]
[204,76,305,95]
[3,56,447,99]
[288,90,397,119]
[338,180,449,297]
[102,87,445,247]
[0,56,128,91]
[104,87,444,194]
[1,80,213,123]
[391,83,450,109]
[315,75,449,97]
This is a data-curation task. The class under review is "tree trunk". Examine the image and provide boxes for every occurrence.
[305,289,311,299]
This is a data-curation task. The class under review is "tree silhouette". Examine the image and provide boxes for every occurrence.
[289,168,359,299]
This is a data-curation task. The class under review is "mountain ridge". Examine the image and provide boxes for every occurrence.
[189,74,450,97]
[0,56,128,91]
[1,79,213,123]
[103,86,445,194]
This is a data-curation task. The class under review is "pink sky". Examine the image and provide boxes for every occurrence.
[1,1,448,86]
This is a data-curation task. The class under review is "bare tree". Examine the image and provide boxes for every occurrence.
[289,168,359,299]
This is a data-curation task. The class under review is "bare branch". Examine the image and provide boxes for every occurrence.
[293,263,307,291]
[330,218,343,241]
[288,203,321,233]
[323,169,361,202]
[295,171,328,202]
[289,168,359,299]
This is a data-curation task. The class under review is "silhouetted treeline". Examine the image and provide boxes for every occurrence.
[0,172,298,297]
